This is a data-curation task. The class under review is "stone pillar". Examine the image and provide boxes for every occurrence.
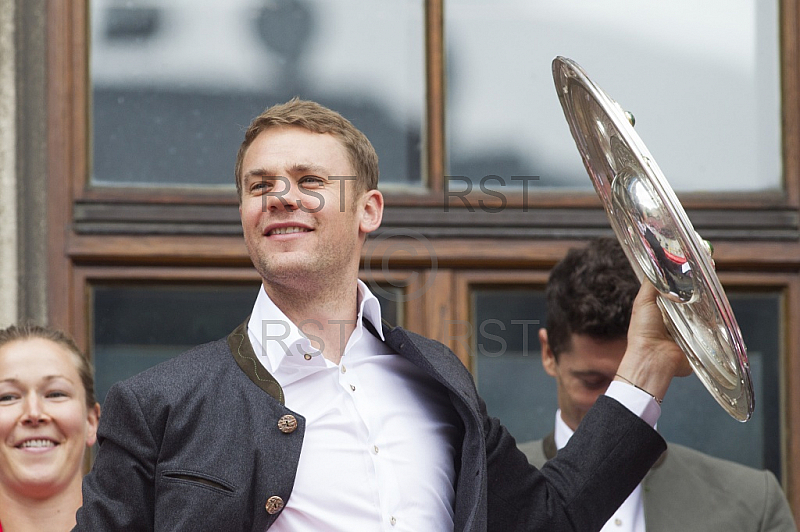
[13,0,48,325]
[0,0,18,328]
[0,0,48,328]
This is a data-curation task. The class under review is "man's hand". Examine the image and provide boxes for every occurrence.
[615,280,693,403]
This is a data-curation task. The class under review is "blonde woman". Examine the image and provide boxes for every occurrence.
[0,324,100,531]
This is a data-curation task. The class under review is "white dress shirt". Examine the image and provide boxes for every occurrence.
[554,390,652,532]
[247,281,459,532]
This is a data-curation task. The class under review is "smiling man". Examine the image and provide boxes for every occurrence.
[76,99,693,532]
[518,238,796,532]
[237,124,383,364]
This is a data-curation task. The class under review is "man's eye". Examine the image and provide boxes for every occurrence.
[581,379,607,390]
[0,394,18,403]
[299,176,324,187]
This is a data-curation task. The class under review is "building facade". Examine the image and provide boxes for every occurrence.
[2,0,799,522]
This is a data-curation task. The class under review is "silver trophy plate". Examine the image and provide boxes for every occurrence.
[552,56,754,421]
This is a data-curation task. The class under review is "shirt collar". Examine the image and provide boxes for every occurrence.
[247,280,385,374]
[554,409,573,450]
[358,280,385,342]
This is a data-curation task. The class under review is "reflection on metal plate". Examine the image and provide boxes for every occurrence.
[552,56,754,421]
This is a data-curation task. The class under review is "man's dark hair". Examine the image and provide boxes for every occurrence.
[545,237,640,359]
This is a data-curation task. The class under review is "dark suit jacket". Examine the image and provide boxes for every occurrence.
[75,321,667,531]
[519,433,797,531]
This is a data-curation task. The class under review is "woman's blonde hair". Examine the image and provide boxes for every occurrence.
[0,323,97,408]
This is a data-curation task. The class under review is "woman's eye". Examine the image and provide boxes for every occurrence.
[46,391,69,399]
[0,394,18,403]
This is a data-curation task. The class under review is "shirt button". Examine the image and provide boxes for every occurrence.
[265,495,284,514]
[614,518,622,526]
[373,445,379,454]
[303,353,312,360]
[350,384,356,391]
[390,516,397,526]
[341,365,347,373]
[277,414,298,434]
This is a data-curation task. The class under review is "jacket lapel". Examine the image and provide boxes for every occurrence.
[227,319,286,404]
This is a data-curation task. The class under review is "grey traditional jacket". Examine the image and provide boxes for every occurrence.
[75,321,667,531]
[519,433,797,531]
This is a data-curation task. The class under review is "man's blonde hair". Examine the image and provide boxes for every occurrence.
[234,98,379,200]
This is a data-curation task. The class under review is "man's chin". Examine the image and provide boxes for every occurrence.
[256,258,318,283]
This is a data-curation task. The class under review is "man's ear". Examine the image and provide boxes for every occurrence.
[359,189,384,234]
[540,328,558,377]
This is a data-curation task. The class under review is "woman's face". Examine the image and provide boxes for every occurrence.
[0,338,99,499]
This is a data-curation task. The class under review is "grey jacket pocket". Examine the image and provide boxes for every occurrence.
[161,469,237,496]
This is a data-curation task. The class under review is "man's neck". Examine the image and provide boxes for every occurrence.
[263,280,360,364]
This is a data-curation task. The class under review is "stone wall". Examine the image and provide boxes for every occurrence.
[0,0,19,327]
[0,0,48,328]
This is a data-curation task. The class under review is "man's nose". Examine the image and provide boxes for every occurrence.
[263,177,300,212]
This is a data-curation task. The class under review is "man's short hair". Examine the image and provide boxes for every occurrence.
[234,98,380,200]
[545,237,640,359]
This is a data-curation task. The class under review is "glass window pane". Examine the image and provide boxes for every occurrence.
[473,289,553,441]
[446,1,781,193]
[92,284,258,403]
[473,287,783,480]
[90,0,424,188]
[367,283,404,328]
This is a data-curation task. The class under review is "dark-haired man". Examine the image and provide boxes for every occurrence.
[76,100,691,531]
[519,237,796,531]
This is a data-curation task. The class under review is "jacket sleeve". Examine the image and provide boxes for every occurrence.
[74,380,159,531]
[761,470,797,532]
[485,395,666,532]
